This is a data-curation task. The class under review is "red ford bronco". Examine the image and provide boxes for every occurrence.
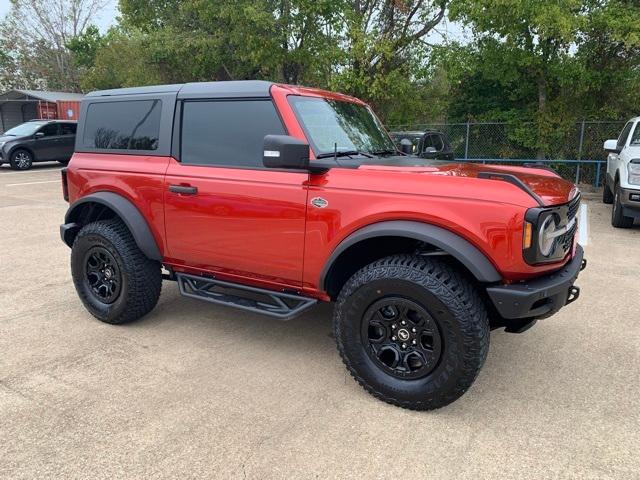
[60,81,585,409]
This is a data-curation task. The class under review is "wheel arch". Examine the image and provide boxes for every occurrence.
[320,220,502,299]
[62,191,162,261]
[9,145,36,161]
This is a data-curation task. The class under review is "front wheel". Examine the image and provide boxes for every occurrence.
[71,218,162,324]
[9,149,33,170]
[611,185,634,228]
[334,255,489,410]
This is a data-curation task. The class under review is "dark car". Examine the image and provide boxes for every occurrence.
[0,120,77,170]
[390,130,455,161]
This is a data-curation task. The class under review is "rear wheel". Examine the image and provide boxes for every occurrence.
[611,184,634,228]
[334,255,489,410]
[71,218,162,324]
[9,149,33,170]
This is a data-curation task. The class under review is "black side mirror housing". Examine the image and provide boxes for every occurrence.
[35,132,45,139]
[263,135,310,170]
[400,138,413,154]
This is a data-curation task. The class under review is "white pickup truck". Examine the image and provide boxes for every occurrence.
[603,117,640,228]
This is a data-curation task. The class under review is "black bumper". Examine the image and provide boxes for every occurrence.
[486,245,585,320]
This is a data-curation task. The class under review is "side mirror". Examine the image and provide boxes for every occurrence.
[424,147,437,154]
[263,135,310,170]
[604,139,620,153]
[34,132,45,139]
[400,138,413,154]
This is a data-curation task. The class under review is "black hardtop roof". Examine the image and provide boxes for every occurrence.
[86,80,275,99]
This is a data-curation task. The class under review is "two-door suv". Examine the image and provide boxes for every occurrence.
[60,81,585,409]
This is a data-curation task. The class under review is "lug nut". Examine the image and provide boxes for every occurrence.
[401,343,407,349]
[412,339,417,345]
[391,324,396,329]
[411,327,416,333]
[401,320,406,325]
[391,336,396,341]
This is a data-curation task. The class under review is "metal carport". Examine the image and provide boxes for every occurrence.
[0,90,84,133]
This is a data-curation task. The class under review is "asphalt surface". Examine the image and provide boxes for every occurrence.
[1,163,639,479]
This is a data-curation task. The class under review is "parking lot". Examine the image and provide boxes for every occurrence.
[0,163,638,479]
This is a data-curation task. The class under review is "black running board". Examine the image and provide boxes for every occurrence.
[176,273,317,320]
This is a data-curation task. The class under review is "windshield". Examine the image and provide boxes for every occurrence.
[3,122,46,136]
[289,96,397,156]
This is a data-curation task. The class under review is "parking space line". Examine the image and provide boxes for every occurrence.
[5,180,60,187]
[578,203,589,246]
[0,167,62,175]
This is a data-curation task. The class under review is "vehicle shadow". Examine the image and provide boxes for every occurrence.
[0,161,64,173]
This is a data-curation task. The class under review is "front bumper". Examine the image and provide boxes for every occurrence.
[486,245,585,320]
[619,186,640,218]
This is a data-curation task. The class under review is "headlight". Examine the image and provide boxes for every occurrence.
[538,215,559,256]
[629,161,640,185]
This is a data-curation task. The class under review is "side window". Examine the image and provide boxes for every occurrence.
[39,124,59,137]
[617,122,633,150]
[60,123,77,135]
[181,100,286,168]
[422,134,434,151]
[431,134,444,151]
[629,123,640,146]
[83,100,161,150]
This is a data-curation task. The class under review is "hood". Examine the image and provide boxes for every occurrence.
[0,134,25,144]
[354,158,577,206]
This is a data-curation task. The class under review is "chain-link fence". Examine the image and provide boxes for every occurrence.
[387,121,626,186]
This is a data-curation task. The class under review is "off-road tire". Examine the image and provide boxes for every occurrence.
[334,254,489,410]
[611,184,634,228]
[9,149,33,170]
[602,182,614,204]
[71,218,162,324]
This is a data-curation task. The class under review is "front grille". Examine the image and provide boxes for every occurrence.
[558,193,580,255]
[567,194,581,221]
[559,220,578,252]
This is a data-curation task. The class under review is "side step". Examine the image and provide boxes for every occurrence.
[176,273,317,320]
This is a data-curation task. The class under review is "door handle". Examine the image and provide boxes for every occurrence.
[168,184,198,195]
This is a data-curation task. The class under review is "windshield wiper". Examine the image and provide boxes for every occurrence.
[316,150,373,159]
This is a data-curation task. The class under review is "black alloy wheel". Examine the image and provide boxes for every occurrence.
[362,297,442,379]
[84,246,122,304]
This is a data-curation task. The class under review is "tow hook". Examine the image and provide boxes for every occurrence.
[566,286,581,305]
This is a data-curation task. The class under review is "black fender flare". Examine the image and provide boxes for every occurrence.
[320,220,502,289]
[62,191,162,261]
[8,145,36,162]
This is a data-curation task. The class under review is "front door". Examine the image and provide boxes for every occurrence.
[163,98,309,289]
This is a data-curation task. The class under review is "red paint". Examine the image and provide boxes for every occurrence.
[56,100,81,120]
[66,84,579,299]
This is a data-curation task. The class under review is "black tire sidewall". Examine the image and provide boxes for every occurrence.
[612,185,634,228]
[71,230,131,323]
[339,279,466,400]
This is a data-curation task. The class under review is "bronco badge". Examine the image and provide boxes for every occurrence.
[311,197,328,208]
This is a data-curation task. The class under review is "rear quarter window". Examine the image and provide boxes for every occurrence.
[83,100,161,151]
